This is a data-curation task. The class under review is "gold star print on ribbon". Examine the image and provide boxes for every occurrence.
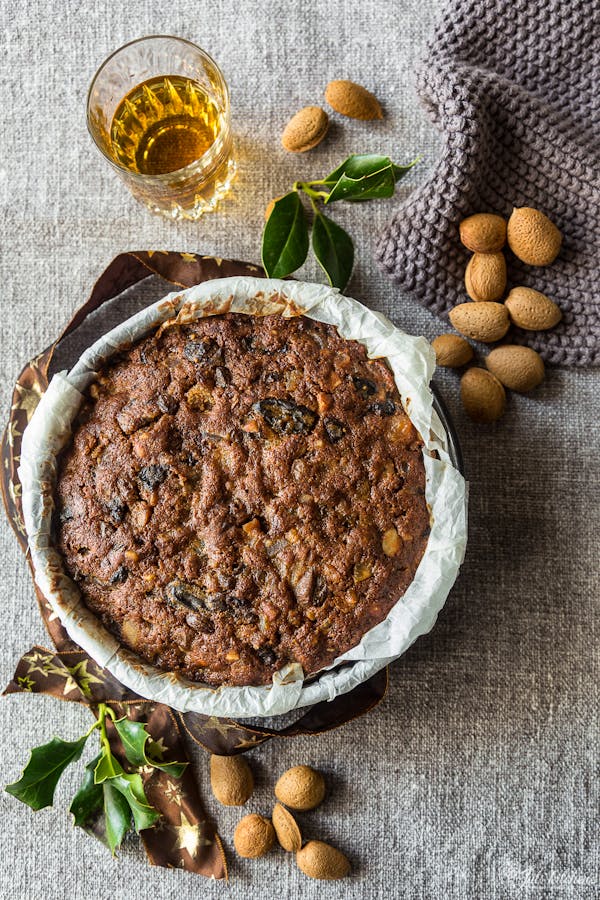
[12,381,43,423]
[171,811,212,859]
[150,735,169,754]
[164,782,185,806]
[7,418,23,449]
[20,650,103,698]
[16,675,35,692]
[21,649,63,678]
[65,660,104,697]
[234,735,266,750]
[202,716,243,738]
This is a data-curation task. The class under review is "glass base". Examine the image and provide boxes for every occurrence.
[135,157,237,221]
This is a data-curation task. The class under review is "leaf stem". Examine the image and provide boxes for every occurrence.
[83,718,102,740]
[96,703,115,756]
[296,181,329,202]
[262,153,420,286]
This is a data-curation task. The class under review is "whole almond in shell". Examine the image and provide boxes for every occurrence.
[281,106,329,152]
[505,286,562,331]
[296,840,351,880]
[465,252,507,301]
[272,802,302,852]
[459,213,506,253]
[449,302,510,343]
[432,334,474,368]
[486,345,545,392]
[507,207,562,265]
[274,765,325,810]
[460,368,506,423]
[233,814,275,858]
[324,79,383,120]
[210,754,253,806]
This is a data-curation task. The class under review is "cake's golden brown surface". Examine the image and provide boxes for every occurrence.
[55,313,430,686]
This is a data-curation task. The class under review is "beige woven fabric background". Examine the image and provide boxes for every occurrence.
[0,2,597,898]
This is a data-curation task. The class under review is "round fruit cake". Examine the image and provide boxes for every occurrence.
[55,312,430,686]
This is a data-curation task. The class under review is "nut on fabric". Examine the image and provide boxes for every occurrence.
[233,813,276,858]
[210,754,254,806]
[432,334,474,367]
[449,302,510,343]
[272,802,302,851]
[465,252,507,301]
[459,213,507,253]
[274,765,326,810]
[507,207,562,265]
[460,368,506,423]
[324,79,383,119]
[486,345,545,392]
[505,287,562,330]
[281,106,329,152]
[296,840,351,880]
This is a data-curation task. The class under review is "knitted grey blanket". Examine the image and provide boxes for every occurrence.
[377,0,599,367]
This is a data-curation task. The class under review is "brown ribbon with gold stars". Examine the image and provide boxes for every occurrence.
[1,252,388,878]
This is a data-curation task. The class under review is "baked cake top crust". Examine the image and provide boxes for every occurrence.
[56,312,430,686]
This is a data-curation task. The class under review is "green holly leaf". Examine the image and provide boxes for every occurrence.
[94,747,124,783]
[110,773,160,832]
[70,754,104,829]
[112,719,148,768]
[4,702,170,858]
[5,734,88,811]
[312,211,354,290]
[103,780,132,855]
[113,717,187,778]
[261,191,309,278]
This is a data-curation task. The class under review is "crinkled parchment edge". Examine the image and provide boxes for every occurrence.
[19,277,467,718]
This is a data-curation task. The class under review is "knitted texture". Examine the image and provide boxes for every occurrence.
[376,0,600,367]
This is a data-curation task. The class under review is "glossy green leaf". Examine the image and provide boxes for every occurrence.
[94,747,124,784]
[70,754,104,829]
[322,154,420,203]
[261,191,309,278]
[325,164,397,203]
[312,212,354,291]
[113,719,148,768]
[5,735,88,811]
[113,717,187,778]
[103,780,131,855]
[147,758,186,778]
[110,773,160,832]
[322,153,394,185]
[391,158,420,181]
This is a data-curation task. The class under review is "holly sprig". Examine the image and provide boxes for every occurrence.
[261,153,419,290]
[5,703,187,854]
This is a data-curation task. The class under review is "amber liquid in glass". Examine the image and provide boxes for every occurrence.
[110,75,223,175]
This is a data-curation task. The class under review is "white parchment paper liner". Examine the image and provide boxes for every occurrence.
[19,277,467,718]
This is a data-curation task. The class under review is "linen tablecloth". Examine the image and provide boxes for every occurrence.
[0,1,597,898]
